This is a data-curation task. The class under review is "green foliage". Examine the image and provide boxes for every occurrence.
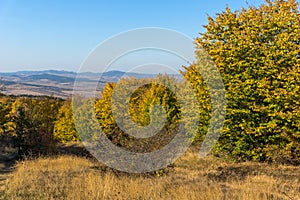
[54,99,80,143]
[95,82,118,138]
[180,65,212,143]
[195,0,300,162]
[128,75,181,129]
[72,96,99,142]
[0,96,13,135]
[12,97,62,154]
[95,75,181,152]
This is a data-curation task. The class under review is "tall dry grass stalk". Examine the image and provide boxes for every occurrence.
[1,148,299,200]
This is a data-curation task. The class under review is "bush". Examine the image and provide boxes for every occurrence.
[94,75,181,152]
[54,99,80,143]
[12,97,62,155]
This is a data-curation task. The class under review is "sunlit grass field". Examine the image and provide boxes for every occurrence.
[1,147,299,200]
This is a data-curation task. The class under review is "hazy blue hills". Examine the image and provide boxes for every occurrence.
[0,70,164,98]
[0,70,76,77]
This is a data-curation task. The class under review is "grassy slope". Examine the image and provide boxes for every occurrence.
[1,148,299,200]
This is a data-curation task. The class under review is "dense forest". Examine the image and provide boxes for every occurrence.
[0,0,299,165]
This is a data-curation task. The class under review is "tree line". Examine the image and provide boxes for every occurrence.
[0,0,299,164]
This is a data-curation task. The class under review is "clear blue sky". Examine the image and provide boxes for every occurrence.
[0,0,288,72]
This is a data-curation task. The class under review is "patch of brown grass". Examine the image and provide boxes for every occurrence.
[1,148,300,200]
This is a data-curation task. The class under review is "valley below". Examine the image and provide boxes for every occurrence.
[0,70,156,98]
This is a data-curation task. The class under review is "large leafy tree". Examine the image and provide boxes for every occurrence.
[191,0,300,162]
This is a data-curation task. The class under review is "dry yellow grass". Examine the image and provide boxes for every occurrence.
[1,148,299,200]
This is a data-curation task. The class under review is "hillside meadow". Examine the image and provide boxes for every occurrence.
[1,147,299,200]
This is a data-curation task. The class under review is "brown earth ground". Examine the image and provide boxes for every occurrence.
[0,160,15,197]
[0,142,18,197]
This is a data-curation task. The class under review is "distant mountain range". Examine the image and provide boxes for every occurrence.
[0,70,169,98]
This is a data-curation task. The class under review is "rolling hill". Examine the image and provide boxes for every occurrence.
[0,70,161,98]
